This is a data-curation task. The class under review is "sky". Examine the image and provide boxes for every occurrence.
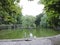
[18,0,44,16]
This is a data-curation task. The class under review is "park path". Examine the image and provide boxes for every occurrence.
[0,34,60,45]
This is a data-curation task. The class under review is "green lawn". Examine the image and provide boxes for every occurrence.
[0,28,60,39]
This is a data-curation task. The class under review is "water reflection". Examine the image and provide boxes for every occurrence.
[23,28,37,38]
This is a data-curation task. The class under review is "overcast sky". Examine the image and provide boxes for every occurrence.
[18,0,44,16]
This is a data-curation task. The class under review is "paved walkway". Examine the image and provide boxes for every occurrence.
[0,35,60,45]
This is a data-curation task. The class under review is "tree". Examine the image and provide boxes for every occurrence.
[35,13,44,28]
[40,14,48,28]
[21,15,36,28]
[16,13,22,24]
[40,0,60,28]
[0,0,22,24]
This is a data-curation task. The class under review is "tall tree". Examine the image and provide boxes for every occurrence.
[21,15,36,28]
[40,0,60,28]
[35,13,44,28]
[0,0,22,24]
[40,14,48,28]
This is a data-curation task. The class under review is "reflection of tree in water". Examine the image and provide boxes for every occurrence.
[36,28,40,37]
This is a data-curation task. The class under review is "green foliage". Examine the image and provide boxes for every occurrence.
[21,15,36,28]
[0,0,22,24]
[35,13,44,27]
[0,28,60,39]
[40,0,60,28]
[40,14,48,27]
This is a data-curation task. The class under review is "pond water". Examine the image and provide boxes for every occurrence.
[17,28,58,38]
[0,28,59,39]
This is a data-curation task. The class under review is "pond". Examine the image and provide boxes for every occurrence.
[0,28,59,39]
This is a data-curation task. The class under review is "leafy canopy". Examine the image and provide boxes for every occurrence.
[40,0,60,28]
[0,0,22,24]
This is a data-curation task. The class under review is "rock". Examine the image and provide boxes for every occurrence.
[48,35,60,45]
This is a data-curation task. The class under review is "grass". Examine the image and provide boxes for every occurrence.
[0,28,60,39]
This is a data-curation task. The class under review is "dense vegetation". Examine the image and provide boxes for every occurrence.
[40,0,60,29]
[0,0,22,24]
[0,0,60,29]
[0,0,60,39]
[21,15,36,28]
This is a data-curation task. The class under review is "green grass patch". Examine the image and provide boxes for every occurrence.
[0,28,60,39]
